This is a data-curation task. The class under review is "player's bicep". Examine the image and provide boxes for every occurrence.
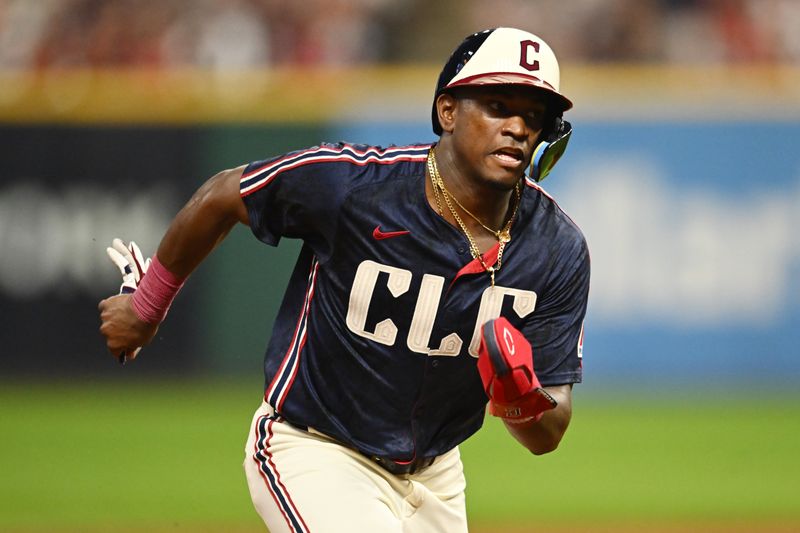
[216,165,250,226]
[183,165,250,227]
[156,166,251,276]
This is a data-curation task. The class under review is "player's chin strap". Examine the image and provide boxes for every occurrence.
[528,117,572,183]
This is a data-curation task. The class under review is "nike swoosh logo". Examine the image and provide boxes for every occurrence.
[373,225,410,240]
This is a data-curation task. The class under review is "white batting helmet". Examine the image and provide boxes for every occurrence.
[431,27,572,135]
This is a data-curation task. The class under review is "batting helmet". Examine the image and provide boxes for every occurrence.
[432,27,573,182]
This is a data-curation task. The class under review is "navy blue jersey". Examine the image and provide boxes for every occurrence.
[240,142,589,460]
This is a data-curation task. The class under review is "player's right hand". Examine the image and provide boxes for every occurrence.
[106,238,151,295]
[98,294,159,362]
[100,239,155,364]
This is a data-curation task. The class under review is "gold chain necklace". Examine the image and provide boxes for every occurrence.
[427,149,521,286]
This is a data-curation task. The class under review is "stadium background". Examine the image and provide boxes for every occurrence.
[1,1,799,531]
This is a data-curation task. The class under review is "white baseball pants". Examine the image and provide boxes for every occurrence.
[243,401,468,532]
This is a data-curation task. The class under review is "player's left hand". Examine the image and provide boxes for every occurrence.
[477,317,557,424]
[103,238,152,364]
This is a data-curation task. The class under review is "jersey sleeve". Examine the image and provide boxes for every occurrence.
[522,232,590,387]
[238,143,352,251]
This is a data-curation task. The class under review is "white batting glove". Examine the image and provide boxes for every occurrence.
[106,238,151,294]
[105,238,151,364]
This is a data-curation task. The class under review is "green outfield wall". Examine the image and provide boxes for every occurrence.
[2,66,799,384]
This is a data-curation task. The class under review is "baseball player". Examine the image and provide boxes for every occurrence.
[98,27,589,532]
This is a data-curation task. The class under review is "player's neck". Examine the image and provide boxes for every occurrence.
[429,145,516,233]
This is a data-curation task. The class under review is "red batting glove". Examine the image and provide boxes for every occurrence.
[477,317,557,424]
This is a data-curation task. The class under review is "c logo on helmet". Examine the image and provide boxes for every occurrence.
[519,40,540,72]
[502,326,516,356]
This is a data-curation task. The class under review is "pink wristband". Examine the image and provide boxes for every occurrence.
[130,255,186,324]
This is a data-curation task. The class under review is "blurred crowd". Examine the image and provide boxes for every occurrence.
[1,0,799,70]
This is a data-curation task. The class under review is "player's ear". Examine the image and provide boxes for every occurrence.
[436,92,458,134]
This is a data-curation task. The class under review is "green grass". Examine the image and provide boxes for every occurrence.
[1,380,798,532]
[0,379,264,532]
[463,391,800,531]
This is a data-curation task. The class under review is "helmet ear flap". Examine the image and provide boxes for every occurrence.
[529,117,572,183]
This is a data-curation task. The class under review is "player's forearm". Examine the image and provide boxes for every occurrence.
[156,166,249,278]
[503,384,572,455]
